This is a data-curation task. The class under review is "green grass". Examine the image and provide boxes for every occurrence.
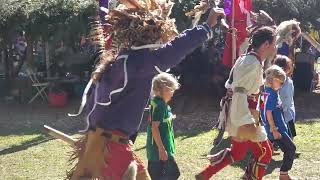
[1,122,320,179]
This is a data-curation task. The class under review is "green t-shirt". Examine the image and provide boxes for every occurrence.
[146,96,176,161]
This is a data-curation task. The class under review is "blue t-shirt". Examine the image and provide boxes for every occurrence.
[260,87,289,140]
[277,42,289,56]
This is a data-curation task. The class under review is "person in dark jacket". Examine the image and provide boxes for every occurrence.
[67,1,226,179]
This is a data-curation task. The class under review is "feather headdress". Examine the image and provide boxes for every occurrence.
[87,0,178,75]
[104,0,178,49]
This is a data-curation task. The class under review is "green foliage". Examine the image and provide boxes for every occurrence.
[171,0,199,31]
[171,0,320,32]
[0,0,97,44]
[253,0,320,30]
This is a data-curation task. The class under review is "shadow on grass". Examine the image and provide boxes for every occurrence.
[0,99,86,137]
[176,128,213,140]
[0,123,84,137]
[0,135,52,156]
[295,120,320,125]
[138,117,215,139]
[135,145,146,152]
[0,127,41,137]
[0,124,82,156]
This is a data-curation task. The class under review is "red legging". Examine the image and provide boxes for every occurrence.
[200,139,272,180]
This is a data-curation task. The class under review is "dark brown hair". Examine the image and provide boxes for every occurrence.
[273,55,292,72]
[251,26,276,49]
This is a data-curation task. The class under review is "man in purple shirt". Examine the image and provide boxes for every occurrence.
[68,1,226,179]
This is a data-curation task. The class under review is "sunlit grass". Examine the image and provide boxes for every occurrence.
[1,122,319,179]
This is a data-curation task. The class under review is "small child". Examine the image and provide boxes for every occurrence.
[146,72,180,180]
[273,55,296,139]
[260,65,296,180]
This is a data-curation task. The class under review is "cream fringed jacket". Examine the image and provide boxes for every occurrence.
[225,54,268,142]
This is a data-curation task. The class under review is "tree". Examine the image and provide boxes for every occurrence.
[0,0,97,95]
[170,0,198,31]
[0,0,97,61]
[253,0,320,30]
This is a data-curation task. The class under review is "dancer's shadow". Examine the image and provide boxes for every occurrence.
[265,159,283,175]
[0,135,52,156]
[135,145,146,152]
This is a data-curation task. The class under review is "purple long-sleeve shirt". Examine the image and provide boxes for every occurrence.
[85,23,212,136]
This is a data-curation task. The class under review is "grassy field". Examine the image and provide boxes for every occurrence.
[1,92,320,179]
[0,122,320,180]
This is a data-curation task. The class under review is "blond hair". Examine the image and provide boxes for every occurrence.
[265,65,286,85]
[276,19,301,47]
[151,72,180,96]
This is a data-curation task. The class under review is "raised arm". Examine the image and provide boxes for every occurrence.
[149,8,226,71]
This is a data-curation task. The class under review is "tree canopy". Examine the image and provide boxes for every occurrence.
[254,0,320,30]
[1,0,319,43]
[0,0,97,45]
[169,0,320,33]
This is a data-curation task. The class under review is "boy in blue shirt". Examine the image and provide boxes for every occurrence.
[260,65,296,180]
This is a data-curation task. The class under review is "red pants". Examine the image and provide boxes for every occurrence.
[102,140,147,179]
[199,139,272,180]
[101,130,149,180]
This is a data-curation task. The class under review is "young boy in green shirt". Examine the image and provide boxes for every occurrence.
[146,72,180,180]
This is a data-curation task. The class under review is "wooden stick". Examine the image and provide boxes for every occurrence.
[231,0,237,65]
[43,125,76,147]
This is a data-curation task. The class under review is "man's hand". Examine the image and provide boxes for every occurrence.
[206,8,226,27]
[91,72,102,84]
[226,88,233,97]
[272,130,282,140]
[159,147,168,161]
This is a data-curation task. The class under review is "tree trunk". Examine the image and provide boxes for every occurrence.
[44,40,51,78]
[26,34,34,67]
[3,45,11,95]
[8,44,14,79]
[3,47,9,80]
[1,47,9,80]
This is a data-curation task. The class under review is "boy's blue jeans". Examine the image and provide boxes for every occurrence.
[147,158,180,180]
[274,133,296,172]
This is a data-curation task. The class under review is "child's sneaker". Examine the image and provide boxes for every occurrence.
[272,142,281,156]
[279,172,296,180]
[273,149,281,156]
[294,151,301,158]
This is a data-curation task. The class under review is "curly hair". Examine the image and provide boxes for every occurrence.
[265,65,286,85]
[151,72,180,96]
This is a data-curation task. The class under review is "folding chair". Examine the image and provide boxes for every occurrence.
[26,67,49,104]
